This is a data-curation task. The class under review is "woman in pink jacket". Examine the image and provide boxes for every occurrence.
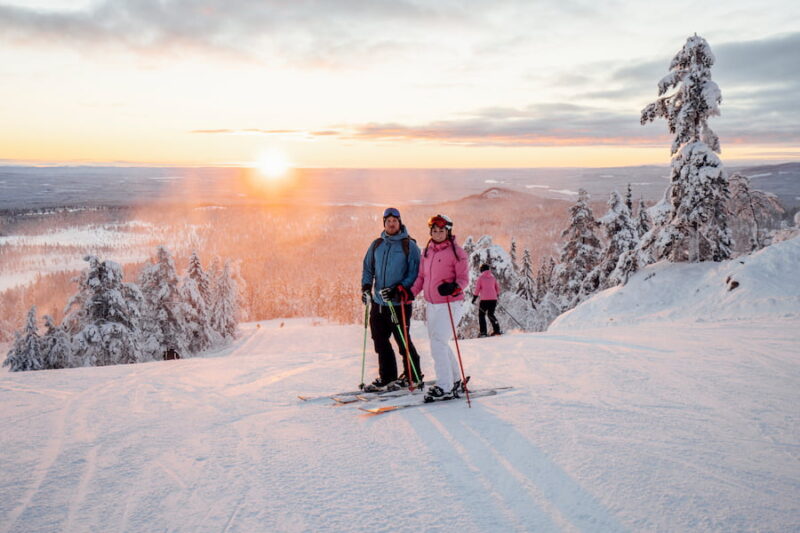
[411,214,469,401]
[472,264,502,337]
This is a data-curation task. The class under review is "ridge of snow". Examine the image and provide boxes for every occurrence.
[551,235,800,330]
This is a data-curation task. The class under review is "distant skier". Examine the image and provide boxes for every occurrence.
[472,264,502,337]
[411,214,469,401]
[361,207,422,392]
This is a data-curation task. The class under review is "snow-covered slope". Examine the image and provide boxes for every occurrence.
[551,235,800,329]
[1,241,799,532]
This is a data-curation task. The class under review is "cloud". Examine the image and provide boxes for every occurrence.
[344,103,668,147]
[0,0,493,65]
[190,128,333,140]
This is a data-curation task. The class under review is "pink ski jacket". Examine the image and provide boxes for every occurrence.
[474,270,500,301]
[411,238,469,304]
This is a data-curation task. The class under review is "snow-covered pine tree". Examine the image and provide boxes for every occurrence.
[594,190,639,289]
[187,250,212,307]
[510,238,519,273]
[640,34,732,263]
[625,184,633,213]
[554,189,602,308]
[210,260,239,340]
[535,256,555,302]
[41,315,72,369]
[180,272,216,354]
[516,249,536,305]
[462,236,475,257]
[66,256,143,366]
[727,172,784,253]
[636,197,652,238]
[139,246,188,360]
[3,306,44,372]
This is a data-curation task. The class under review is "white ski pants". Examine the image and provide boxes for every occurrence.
[425,300,462,392]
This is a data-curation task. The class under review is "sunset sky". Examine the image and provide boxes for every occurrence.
[1,0,799,168]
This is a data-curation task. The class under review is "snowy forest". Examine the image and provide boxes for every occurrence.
[1,34,796,371]
[3,248,243,371]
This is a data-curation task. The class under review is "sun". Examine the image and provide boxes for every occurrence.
[255,149,292,180]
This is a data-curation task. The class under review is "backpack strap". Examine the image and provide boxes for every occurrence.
[371,236,413,272]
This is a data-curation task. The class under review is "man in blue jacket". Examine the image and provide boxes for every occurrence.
[361,207,422,392]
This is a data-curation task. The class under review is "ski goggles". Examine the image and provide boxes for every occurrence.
[427,214,453,229]
[383,207,401,219]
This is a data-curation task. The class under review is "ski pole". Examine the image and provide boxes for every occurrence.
[446,297,471,408]
[360,299,370,389]
[399,294,422,385]
[387,301,421,391]
[497,303,525,329]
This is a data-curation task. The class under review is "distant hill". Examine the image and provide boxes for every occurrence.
[732,162,800,209]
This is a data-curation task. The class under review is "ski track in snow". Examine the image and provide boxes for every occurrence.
[1,306,799,531]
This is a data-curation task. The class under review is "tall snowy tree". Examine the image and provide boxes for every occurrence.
[727,172,784,252]
[461,236,475,257]
[625,184,634,213]
[594,190,639,289]
[636,198,652,238]
[180,273,216,354]
[41,315,73,369]
[65,256,143,366]
[640,34,732,263]
[3,306,44,372]
[555,189,602,307]
[535,256,555,302]
[516,249,536,305]
[509,238,519,273]
[186,250,212,306]
[210,260,240,340]
[139,246,188,360]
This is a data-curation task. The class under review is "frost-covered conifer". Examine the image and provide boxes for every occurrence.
[516,249,536,305]
[187,251,212,306]
[139,246,188,359]
[594,190,639,289]
[535,256,555,302]
[555,189,602,307]
[636,198,652,238]
[640,34,732,263]
[3,306,44,372]
[509,238,518,273]
[625,184,633,213]
[41,315,72,369]
[67,256,143,366]
[462,236,475,257]
[210,260,240,340]
[180,275,215,353]
[727,173,784,252]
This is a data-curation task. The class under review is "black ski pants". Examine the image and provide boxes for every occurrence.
[370,303,421,383]
[478,300,501,336]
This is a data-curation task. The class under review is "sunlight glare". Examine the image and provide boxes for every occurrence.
[255,149,292,180]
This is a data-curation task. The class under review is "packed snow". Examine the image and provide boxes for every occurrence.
[1,239,799,532]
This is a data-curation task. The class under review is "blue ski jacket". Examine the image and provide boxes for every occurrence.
[361,226,421,306]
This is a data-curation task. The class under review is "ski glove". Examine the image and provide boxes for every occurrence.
[437,282,461,297]
[379,285,410,302]
[361,284,372,305]
[471,295,478,304]
[379,286,396,301]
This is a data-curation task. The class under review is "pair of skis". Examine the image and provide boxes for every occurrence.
[299,383,512,415]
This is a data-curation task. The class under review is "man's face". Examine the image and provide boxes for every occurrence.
[384,216,401,235]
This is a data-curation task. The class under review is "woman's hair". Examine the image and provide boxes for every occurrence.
[480,264,490,272]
